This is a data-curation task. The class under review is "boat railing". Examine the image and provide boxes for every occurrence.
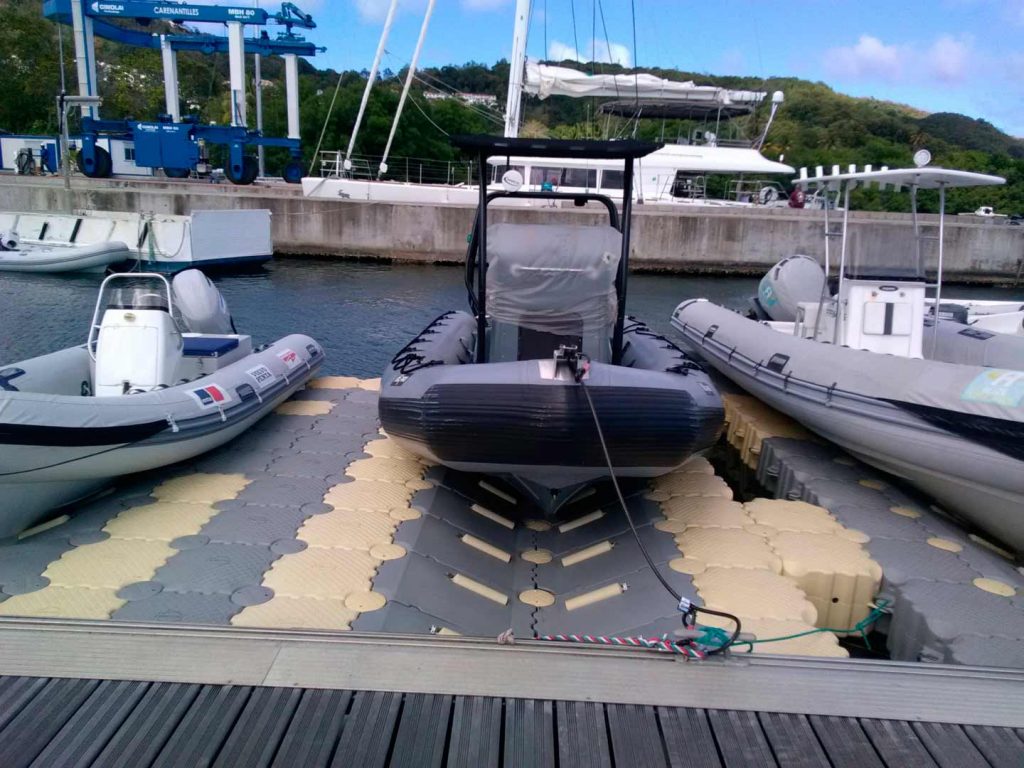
[317,151,477,186]
[711,137,756,149]
[87,273,174,361]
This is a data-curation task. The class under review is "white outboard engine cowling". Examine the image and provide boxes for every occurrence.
[757,255,826,322]
[172,269,235,334]
[0,231,20,251]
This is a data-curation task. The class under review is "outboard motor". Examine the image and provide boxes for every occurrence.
[756,255,826,322]
[0,231,20,251]
[172,269,235,335]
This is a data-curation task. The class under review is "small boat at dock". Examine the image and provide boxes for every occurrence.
[380,135,724,514]
[0,209,274,272]
[0,230,130,273]
[0,270,323,536]
[672,164,1024,553]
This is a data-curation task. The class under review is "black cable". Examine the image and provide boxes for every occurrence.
[575,361,741,655]
[543,0,548,60]
[568,0,580,63]
[629,0,639,112]
[0,436,150,477]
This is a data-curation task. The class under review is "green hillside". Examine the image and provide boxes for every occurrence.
[2,0,1022,214]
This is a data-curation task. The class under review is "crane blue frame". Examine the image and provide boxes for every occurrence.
[42,1,322,184]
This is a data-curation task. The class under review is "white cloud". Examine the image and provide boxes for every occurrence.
[825,35,905,81]
[548,38,631,67]
[461,0,513,9]
[925,35,971,83]
[352,0,426,23]
[824,34,976,85]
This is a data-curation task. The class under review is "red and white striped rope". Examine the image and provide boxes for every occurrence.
[537,633,706,660]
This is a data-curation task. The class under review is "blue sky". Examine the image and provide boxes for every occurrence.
[275,0,1024,135]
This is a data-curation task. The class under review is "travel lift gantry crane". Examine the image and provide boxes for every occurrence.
[42,1,321,184]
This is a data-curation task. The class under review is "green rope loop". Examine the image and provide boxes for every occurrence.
[696,599,891,654]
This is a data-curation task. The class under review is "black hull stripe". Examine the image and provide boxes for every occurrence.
[380,383,723,468]
[882,399,1024,462]
[677,318,1024,464]
[0,420,169,447]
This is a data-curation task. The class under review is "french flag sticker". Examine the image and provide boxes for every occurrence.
[190,384,229,408]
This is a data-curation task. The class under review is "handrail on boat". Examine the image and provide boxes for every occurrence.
[86,272,174,361]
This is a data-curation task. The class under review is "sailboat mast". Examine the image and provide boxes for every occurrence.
[379,0,437,178]
[345,0,399,171]
[503,0,531,138]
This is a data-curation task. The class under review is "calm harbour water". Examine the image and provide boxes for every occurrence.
[1,258,1021,376]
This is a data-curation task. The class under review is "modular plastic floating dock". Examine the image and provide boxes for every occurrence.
[0,377,1021,763]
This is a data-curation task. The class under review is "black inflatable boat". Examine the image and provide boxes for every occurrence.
[379,135,723,513]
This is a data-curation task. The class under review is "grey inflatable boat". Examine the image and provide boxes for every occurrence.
[380,135,724,514]
[672,165,1024,553]
[0,230,131,273]
[0,270,323,537]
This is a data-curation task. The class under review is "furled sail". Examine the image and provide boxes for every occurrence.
[523,60,766,108]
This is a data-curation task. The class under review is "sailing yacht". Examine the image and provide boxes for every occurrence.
[301,0,794,206]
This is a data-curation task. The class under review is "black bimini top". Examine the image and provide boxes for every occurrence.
[450,134,661,160]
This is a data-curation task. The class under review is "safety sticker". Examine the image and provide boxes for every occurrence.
[246,364,275,389]
[961,370,1024,408]
[277,348,301,370]
[190,384,231,408]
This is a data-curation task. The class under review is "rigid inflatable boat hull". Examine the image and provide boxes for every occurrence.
[0,335,323,537]
[382,366,722,485]
[672,300,1024,552]
[380,312,723,512]
[0,241,132,273]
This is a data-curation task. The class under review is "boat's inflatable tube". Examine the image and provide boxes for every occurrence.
[380,311,723,508]
[0,335,324,537]
[0,241,131,273]
[925,318,1024,370]
[756,255,826,321]
[671,299,1024,552]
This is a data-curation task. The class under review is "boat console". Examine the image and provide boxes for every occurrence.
[779,165,1009,357]
[89,272,250,396]
[93,286,184,396]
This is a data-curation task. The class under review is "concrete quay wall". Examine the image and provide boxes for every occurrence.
[2,175,1022,282]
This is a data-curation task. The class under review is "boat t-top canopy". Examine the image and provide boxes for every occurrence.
[451,134,660,161]
[796,167,1006,191]
[453,134,655,366]
[795,162,1007,354]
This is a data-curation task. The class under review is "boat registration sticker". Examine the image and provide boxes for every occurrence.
[190,384,231,408]
[277,348,301,370]
[246,364,275,389]
[961,370,1024,408]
